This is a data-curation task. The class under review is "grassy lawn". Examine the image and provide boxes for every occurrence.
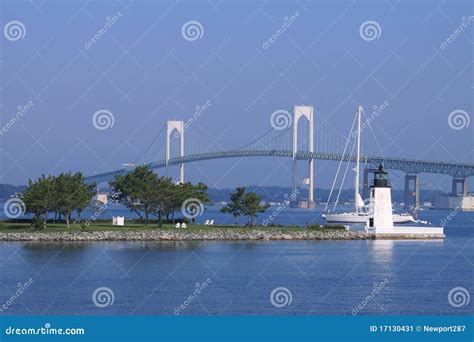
[0,221,344,234]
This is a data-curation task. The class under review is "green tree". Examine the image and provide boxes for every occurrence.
[22,172,95,229]
[242,192,270,227]
[162,181,210,224]
[149,176,176,227]
[220,187,246,226]
[22,175,56,229]
[110,166,159,225]
[54,172,94,227]
[73,174,95,221]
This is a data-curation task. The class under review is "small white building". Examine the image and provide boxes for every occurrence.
[94,193,108,205]
[112,216,124,226]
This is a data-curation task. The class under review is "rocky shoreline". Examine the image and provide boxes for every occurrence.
[0,230,372,242]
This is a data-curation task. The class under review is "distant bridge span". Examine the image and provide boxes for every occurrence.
[85,150,474,184]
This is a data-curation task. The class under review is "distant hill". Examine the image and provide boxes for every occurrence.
[0,183,446,205]
[208,185,446,205]
[0,184,27,200]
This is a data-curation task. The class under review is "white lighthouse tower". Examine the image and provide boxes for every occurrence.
[366,165,393,230]
[366,165,444,239]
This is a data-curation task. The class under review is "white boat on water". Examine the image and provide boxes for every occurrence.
[323,211,413,223]
[322,105,413,224]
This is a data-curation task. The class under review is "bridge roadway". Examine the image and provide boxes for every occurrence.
[84,150,474,184]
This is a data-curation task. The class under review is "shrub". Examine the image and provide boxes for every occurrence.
[323,224,347,230]
[307,223,322,230]
[33,217,44,230]
[266,223,284,228]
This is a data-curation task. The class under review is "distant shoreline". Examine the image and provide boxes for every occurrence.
[0,230,371,242]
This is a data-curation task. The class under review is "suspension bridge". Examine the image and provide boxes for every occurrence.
[85,106,474,208]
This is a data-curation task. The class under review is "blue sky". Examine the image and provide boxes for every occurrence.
[0,0,472,192]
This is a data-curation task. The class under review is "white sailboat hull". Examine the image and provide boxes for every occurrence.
[323,212,413,224]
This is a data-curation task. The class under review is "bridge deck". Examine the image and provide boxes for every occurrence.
[84,150,474,184]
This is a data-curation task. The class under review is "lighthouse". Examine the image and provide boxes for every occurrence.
[366,165,444,239]
[367,165,393,230]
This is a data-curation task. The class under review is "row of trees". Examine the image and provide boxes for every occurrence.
[221,187,270,226]
[111,166,209,227]
[18,166,270,228]
[22,172,95,228]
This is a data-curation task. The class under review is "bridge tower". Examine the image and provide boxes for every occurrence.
[404,174,420,209]
[292,106,314,208]
[363,168,377,200]
[166,120,185,184]
[452,178,468,197]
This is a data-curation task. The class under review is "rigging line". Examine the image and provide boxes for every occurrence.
[233,127,290,151]
[230,108,294,151]
[325,111,358,212]
[333,138,357,212]
[362,106,385,160]
[133,122,167,165]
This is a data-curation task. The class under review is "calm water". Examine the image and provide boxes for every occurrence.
[0,208,472,315]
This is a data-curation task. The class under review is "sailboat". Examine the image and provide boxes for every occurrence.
[322,106,413,224]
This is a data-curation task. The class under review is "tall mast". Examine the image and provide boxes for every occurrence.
[355,106,361,214]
